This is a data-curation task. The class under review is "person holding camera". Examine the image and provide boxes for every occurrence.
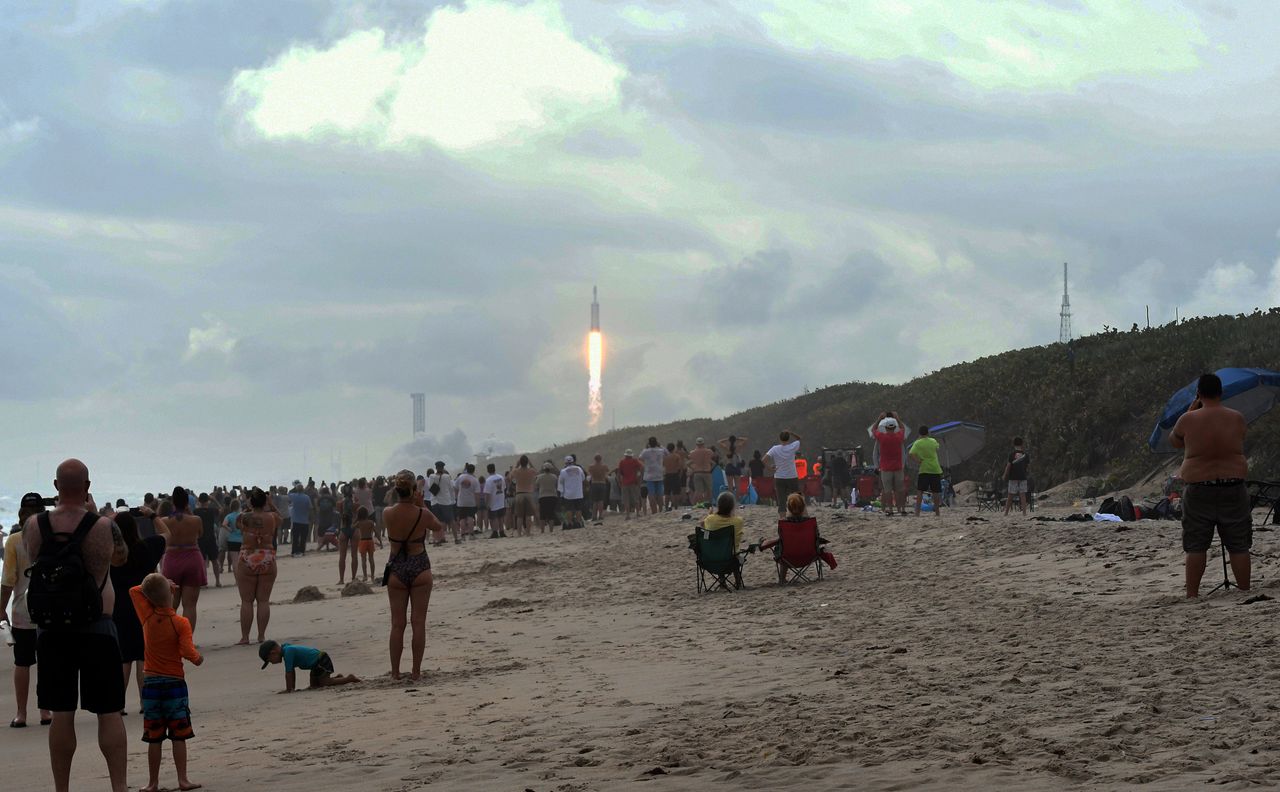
[1170,373,1252,598]
[2,493,54,729]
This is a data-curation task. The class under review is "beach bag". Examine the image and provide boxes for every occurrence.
[744,484,758,506]
[1118,496,1136,522]
[25,511,106,630]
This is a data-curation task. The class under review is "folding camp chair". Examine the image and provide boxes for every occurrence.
[975,481,1003,512]
[689,526,748,593]
[1248,480,1280,526]
[773,517,825,585]
[753,477,776,506]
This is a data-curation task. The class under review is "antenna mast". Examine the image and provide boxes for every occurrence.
[1058,262,1072,344]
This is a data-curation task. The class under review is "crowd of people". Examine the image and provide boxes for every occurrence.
[0,409,1144,792]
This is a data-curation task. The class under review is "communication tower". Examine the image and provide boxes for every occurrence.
[1058,262,1072,344]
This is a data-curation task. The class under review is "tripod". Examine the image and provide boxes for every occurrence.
[1207,539,1235,595]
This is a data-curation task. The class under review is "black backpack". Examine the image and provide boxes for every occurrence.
[25,511,107,630]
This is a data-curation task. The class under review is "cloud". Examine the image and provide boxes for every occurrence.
[755,0,1208,91]
[619,6,686,32]
[0,104,40,160]
[1188,259,1280,317]
[185,317,237,361]
[0,268,109,400]
[228,0,627,151]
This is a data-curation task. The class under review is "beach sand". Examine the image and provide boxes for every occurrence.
[3,504,1279,790]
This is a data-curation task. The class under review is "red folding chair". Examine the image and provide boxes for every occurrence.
[773,517,825,585]
[754,477,776,504]
[803,476,823,498]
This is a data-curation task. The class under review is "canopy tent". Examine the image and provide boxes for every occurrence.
[1148,367,1280,453]
[928,421,986,470]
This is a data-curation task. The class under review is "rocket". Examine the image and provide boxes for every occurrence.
[591,285,600,331]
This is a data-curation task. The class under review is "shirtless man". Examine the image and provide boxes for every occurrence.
[510,456,538,537]
[24,459,130,792]
[688,438,715,505]
[587,455,610,524]
[1170,373,1251,598]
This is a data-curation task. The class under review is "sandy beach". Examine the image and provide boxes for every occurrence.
[4,504,1278,791]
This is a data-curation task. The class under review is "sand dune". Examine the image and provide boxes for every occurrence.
[3,504,1279,790]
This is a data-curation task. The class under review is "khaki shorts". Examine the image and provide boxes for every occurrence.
[622,484,642,511]
[691,472,713,498]
[880,469,904,492]
[514,493,537,520]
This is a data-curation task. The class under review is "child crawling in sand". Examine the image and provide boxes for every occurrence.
[355,507,377,582]
[259,640,360,692]
[130,573,204,792]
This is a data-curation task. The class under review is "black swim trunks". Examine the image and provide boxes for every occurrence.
[37,618,126,714]
[309,652,335,686]
[663,473,681,494]
[538,497,559,522]
[1182,481,1252,553]
[11,627,36,667]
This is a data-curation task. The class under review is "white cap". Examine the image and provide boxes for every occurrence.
[879,418,898,432]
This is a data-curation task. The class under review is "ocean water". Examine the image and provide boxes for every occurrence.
[0,491,148,579]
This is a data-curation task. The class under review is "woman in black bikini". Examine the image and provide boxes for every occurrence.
[383,470,443,681]
[718,435,749,495]
[337,484,358,584]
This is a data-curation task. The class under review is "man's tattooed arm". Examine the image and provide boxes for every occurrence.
[110,520,129,565]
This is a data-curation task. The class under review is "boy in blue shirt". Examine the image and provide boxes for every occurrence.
[259,640,359,693]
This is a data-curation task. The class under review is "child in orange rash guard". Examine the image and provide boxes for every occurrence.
[131,573,204,792]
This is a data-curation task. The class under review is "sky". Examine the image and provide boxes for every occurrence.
[3,0,1280,493]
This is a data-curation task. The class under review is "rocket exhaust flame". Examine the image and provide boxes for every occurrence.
[588,285,602,427]
[588,330,603,427]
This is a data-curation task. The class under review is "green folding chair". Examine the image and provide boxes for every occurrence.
[689,526,747,593]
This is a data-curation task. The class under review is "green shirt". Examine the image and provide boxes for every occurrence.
[909,437,943,475]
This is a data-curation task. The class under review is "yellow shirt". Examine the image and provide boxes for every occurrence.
[702,514,743,549]
[2,532,34,629]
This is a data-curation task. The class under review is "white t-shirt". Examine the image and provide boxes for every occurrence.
[766,440,801,479]
[483,474,506,511]
[557,465,586,500]
[638,446,667,482]
[429,472,456,506]
[454,473,479,507]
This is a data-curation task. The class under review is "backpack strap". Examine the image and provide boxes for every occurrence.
[37,512,55,553]
[36,511,98,554]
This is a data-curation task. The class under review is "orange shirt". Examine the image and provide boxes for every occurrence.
[795,458,809,479]
[130,586,202,678]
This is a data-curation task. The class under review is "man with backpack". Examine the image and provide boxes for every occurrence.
[23,458,130,792]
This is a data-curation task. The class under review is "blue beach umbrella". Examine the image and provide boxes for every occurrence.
[1148,367,1280,453]
[928,421,986,469]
